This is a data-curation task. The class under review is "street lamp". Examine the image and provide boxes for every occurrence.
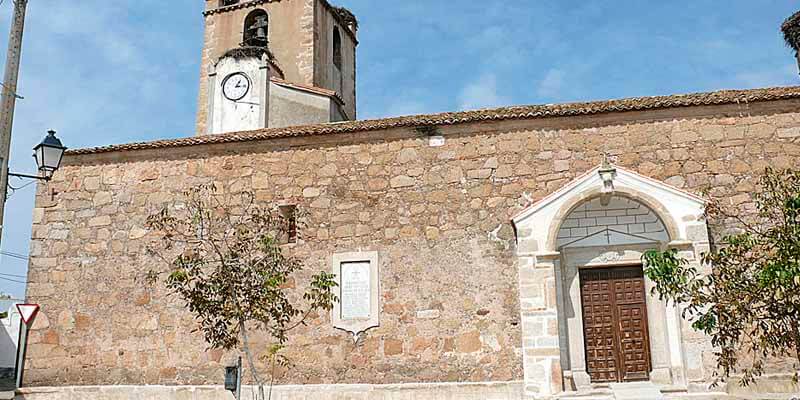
[9,130,66,182]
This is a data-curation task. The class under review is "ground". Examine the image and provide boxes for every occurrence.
[0,368,13,392]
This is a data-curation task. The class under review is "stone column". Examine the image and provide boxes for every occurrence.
[665,239,705,386]
[563,262,592,391]
[519,251,562,398]
[643,274,675,386]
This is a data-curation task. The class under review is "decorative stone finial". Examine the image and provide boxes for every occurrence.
[598,155,617,205]
[598,155,617,193]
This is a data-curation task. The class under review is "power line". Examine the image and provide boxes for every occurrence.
[1,249,27,257]
[0,272,25,278]
[2,254,27,261]
[0,275,25,284]
[0,250,28,261]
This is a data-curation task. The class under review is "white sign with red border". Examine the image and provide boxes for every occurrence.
[16,303,40,326]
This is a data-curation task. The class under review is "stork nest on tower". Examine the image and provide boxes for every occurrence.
[220,46,276,62]
[781,10,800,52]
[332,6,358,30]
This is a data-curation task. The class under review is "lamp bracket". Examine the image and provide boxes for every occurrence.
[8,172,50,181]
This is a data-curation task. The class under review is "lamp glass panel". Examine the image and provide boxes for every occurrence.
[40,146,64,171]
[34,147,44,170]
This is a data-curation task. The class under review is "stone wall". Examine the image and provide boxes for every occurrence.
[269,83,334,128]
[313,0,357,119]
[24,98,800,388]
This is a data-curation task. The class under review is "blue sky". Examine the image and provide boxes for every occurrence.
[0,0,797,298]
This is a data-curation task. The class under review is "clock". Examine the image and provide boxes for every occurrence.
[222,72,251,101]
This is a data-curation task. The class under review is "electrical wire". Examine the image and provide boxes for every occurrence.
[0,250,28,260]
[0,248,29,285]
[1,250,28,258]
[0,248,29,283]
[0,276,25,284]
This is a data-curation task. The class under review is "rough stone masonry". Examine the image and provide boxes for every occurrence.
[21,87,800,399]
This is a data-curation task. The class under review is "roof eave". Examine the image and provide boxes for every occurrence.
[65,85,800,157]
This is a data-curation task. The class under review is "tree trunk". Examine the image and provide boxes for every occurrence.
[240,320,265,400]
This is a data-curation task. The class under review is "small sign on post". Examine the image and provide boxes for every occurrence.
[14,304,39,389]
[16,304,39,325]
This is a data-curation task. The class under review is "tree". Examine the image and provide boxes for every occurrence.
[0,293,10,319]
[643,168,800,386]
[145,184,337,399]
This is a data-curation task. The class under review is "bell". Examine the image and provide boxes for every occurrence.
[255,27,267,41]
[246,15,268,46]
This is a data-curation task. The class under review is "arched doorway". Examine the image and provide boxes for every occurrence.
[512,165,710,398]
[555,195,672,388]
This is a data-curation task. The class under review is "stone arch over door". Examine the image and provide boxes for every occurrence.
[557,195,673,389]
[512,165,709,399]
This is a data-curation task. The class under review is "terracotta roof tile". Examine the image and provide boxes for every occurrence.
[67,86,800,156]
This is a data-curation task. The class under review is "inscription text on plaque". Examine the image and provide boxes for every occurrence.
[341,261,371,320]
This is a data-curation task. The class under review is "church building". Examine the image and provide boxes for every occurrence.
[17,1,800,399]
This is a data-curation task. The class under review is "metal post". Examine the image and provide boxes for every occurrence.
[0,0,30,244]
[236,356,242,400]
[14,319,28,388]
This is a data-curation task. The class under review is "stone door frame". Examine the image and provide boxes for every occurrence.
[558,244,680,390]
[512,165,710,399]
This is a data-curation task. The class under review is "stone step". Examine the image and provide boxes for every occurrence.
[555,388,615,400]
[610,381,665,400]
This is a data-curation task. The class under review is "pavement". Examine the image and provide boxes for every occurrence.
[0,368,14,397]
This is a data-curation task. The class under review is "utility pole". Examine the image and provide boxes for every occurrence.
[0,0,30,247]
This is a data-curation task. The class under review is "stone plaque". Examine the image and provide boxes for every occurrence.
[340,261,371,320]
[331,251,380,340]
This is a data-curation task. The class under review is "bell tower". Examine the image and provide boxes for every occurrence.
[197,0,358,135]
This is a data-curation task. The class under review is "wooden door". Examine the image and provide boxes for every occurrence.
[580,266,652,383]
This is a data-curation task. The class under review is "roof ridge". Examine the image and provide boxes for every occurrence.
[270,78,343,103]
[67,85,800,156]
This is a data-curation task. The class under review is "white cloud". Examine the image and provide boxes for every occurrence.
[0,0,203,298]
[458,74,511,111]
[536,68,566,99]
[733,64,798,89]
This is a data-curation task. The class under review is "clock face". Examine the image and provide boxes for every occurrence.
[222,72,251,101]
